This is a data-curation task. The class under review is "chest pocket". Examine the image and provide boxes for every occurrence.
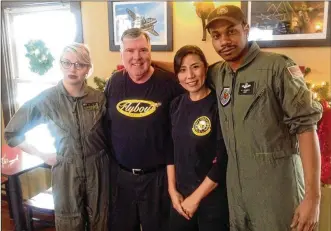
[83,102,99,120]
[244,85,267,120]
[82,101,104,133]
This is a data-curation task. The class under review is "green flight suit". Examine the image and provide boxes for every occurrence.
[208,41,322,231]
[5,81,110,231]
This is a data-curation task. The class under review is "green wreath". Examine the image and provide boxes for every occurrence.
[24,40,55,75]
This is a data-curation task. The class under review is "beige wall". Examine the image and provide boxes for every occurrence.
[80,2,331,230]
[81,1,331,87]
[1,2,330,228]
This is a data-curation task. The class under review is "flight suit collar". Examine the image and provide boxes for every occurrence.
[224,41,260,74]
[57,80,90,98]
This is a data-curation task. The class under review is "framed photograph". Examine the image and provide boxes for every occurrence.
[242,1,331,47]
[108,1,173,51]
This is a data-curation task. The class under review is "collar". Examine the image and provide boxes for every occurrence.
[56,80,89,98]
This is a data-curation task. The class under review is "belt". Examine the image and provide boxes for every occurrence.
[118,163,165,175]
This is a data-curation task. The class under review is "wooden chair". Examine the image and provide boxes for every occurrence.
[24,187,55,231]
[1,175,13,218]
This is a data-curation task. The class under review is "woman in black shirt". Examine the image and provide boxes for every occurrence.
[167,45,229,231]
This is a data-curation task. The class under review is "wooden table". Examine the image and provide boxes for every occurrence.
[1,145,45,231]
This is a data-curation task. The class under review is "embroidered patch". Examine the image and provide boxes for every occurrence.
[192,116,211,136]
[83,102,99,111]
[217,6,228,15]
[220,87,231,106]
[116,99,161,118]
[239,82,255,95]
[287,65,304,78]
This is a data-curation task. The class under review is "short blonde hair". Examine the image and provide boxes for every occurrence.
[60,43,92,68]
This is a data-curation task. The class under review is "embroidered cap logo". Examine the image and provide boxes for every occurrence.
[217,7,228,15]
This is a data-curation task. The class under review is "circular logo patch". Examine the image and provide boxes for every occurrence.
[192,116,211,136]
[217,7,228,15]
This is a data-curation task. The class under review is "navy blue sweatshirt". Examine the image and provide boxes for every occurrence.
[104,68,183,169]
[169,91,227,195]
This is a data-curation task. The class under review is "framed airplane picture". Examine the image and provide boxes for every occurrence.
[108,1,173,51]
[242,1,331,47]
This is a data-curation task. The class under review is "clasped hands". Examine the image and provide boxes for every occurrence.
[169,189,200,220]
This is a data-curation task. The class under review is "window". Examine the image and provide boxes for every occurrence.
[3,2,82,107]
[1,2,83,152]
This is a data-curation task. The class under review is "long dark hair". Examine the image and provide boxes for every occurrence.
[173,45,208,76]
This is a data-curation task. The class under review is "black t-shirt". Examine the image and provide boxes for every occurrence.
[104,68,183,169]
[170,91,227,195]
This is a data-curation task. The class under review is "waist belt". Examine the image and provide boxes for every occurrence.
[118,163,165,175]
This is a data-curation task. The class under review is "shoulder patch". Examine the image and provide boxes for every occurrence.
[287,65,304,78]
[220,87,231,106]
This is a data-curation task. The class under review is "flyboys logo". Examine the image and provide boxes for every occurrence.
[192,116,211,136]
[116,100,161,118]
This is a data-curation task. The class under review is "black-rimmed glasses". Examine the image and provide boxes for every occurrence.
[60,60,88,70]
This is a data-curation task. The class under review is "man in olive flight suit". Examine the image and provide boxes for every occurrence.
[205,5,322,231]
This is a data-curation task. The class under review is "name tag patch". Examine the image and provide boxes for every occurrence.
[239,82,255,95]
[220,87,231,106]
[83,102,99,111]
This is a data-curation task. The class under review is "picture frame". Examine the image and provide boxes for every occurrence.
[241,1,331,47]
[108,1,173,51]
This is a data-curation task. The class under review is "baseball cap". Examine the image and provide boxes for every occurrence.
[205,5,247,29]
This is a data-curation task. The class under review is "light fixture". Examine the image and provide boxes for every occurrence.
[193,1,215,41]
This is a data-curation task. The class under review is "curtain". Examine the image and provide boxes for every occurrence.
[1,7,16,127]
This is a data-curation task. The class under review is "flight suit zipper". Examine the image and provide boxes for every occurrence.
[230,71,237,140]
[230,71,243,191]
[73,98,87,180]
[231,72,236,105]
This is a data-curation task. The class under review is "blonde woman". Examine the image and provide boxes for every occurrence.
[5,43,110,230]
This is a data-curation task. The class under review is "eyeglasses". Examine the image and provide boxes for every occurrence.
[60,60,88,70]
